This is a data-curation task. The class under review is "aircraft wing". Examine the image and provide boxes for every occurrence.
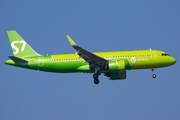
[67,35,108,67]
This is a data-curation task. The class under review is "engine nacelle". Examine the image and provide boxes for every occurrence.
[108,60,125,72]
[107,60,126,80]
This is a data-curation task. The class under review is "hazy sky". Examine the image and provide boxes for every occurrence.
[1,0,180,120]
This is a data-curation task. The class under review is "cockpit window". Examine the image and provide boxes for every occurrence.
[161,53,169,56]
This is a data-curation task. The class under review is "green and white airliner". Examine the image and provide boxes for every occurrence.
[5,31,176,84]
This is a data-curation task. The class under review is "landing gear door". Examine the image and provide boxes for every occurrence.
[150,50,156,60]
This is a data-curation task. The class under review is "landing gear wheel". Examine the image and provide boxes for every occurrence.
[152,74,156,78]
[94,79,99,84]
[93,73,98,79]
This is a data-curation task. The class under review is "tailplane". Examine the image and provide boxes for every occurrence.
[7,31,40,58]
[8,56,29,65]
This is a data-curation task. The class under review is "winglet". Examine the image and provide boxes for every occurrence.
[67,35,76,46]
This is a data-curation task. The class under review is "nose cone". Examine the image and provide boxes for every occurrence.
[169,57,176,65]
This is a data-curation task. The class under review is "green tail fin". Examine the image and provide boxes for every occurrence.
[7,31,40,58]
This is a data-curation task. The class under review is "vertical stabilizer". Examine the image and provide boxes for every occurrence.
[7,31,40,58]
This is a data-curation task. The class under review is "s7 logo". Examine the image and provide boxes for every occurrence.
[11,41,26,55]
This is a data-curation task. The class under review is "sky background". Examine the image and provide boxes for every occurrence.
[0,0,180,120]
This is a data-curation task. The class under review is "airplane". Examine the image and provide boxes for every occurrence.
[5,31,176,84]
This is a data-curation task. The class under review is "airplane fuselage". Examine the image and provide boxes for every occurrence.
[6,50,176,73]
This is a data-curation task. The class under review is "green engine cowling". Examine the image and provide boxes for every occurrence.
[108,60,126,80]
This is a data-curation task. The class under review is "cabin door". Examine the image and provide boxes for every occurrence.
[150,50,156,60]
[38,56,44,66]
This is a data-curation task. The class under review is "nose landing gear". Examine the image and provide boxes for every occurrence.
[152,68,156,78]
[152,74,156,78]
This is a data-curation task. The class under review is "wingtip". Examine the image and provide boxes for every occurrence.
[7,30,16,32]
[67,35,76,46]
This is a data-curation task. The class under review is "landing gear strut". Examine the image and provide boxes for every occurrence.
[152,68,156,78]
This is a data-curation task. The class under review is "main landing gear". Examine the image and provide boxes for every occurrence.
[152,68,156,78]
[93,65,101,84]
[93,73,99,84]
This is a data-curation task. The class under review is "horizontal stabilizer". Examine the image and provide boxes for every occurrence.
[8,56,29,65]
